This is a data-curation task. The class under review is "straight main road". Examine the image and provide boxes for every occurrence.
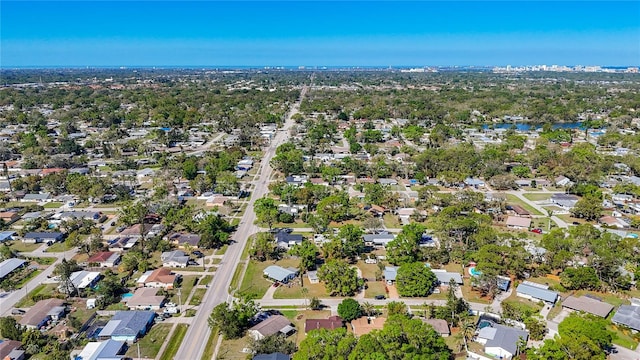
[174,85,308,360]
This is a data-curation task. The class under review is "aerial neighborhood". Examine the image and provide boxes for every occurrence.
[0,68,639,360]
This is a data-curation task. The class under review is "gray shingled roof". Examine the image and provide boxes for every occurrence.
[516,283,558,303]
[479,323,528,356]
[98,311,155,337]
[613,305,640,331]
[0,258,26,279]
[562,296,614,318]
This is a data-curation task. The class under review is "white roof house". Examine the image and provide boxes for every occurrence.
[0,258,26,280]
[263,265,298,283]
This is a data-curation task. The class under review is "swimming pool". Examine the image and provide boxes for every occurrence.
[469,266,482,277]
[121,293,133,300]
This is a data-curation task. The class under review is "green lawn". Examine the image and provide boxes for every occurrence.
[504,194,544,215]
[125,324,172,358]
[610,324,640,350]
[9,241,41,253]
[172,275,198,304]
[26,257,55,265]
[365,281,387,298]
[200,275,213,286]
[45,242,68,252]
[237,259,300,300]
[43,202,63,209]
[189,288,207,306]
[273,282,328,299]
[383,214,401,229]
[160,324,188,360]
[15,269,42,288]
[201,328,220,360]
[523,193,553,201]
[15,284,57,307]
[357,261,382,280]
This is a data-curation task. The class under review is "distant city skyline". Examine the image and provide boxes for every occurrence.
[2,1,639,67]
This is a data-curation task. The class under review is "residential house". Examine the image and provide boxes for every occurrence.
[161,250,190,268]
[0,340,24,360]
[550,194,580,209]
[351,317,387,337]
[384,266,399,284]
[19,298,66,330]
[0,211,20,224]
[64,271,102,292]
[476,322,529,360]
[305,316,344,333]
[263,265,298,283]
[168,233,201,249]
[274,232,304,249]
[599,215,628,229]
[0,180,11,193]
[98,311,155,343]
[137,268,178,289]
[562,296,614,318]
[509,205,531,217]
[516,282,558,304]
[555,176,574,187]
[366,205,387,217]
[107,237,138,251]
[119,224,152,238]
[422,318,450,337]
[125,288,165,310]
[22,232,64,244]
[21,193,52,202]
[307,271,319,284]
[432,269,463,286]
[363,233,395,248]
[74,339,126,360]
[0,230,16,243]
[505,216,532,230]
[396,208,416,225]
[285,175,308,187]
[464,178,485,188]
[59,211,101,222]
[87,252,121,268]
[378,178,398,186]
[253,353,291,360]
[0,258,26,280]
[248,315,295,340]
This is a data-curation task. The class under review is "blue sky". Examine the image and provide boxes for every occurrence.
[2,1,639,67]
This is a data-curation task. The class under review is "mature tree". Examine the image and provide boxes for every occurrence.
[386,301,408,317]
[249,232,280,261]
[571,194,603,221]
[208,299,259,339]
[54,259,82,297]
[560,267,600,290]
[294,328,357,360]
[316,193,351,222]
[337,224,365,260]
[0,317,23,340]
[118,202,148,227]
[290,240,318,271]
[197,214,232,249]
[182,157,198,180]
[317,259,361,296]
[95,270,126,309]
[558,313,613,350]
[272,143,304,176]
[254,197,280,229]
[524,317,547,341]
[337,298,362,322]
[386,223,426,265]
[249,334,297,356]
[395,262,437,297]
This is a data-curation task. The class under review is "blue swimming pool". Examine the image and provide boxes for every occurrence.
[469,267,482,277]
[121,293,133,300]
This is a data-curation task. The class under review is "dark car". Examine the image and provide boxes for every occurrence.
[192,250,204,258]
[283,228,293,233]
[572,221,580,225]
[374,295,386,300]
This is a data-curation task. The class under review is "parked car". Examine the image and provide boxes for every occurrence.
[531,228,543,234]
[192,250,204,258]
[11,309,25,315]
[374,295,386,300]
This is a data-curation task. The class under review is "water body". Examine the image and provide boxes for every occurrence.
[482,122,584,131]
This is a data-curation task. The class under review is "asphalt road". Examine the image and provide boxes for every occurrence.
[174,86,308,360]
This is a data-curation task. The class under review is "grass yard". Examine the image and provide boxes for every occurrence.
[9,241,41,253]
[461,278,492,304]
[160,324,188,360]
[43,202,63,209]
[15,283,58,307]
[237,259,299,300]
[357,261,382,280]
[556,214,590,225]
[610,323,640,350]
[273,282,328,299]
[523,193,553,201]
[383,214,401,229]
[171,275,198,304]
[217,335,253,360]
[282,309,332,344]
[504,194,544,216]
[46,242,68,252]
[189,288,207,306]
[26,257,55,265]
[365,281,387,298]
[199,275,213,286]
[125,324,172,359]
[201,328,220,360]
[15,269,42,288]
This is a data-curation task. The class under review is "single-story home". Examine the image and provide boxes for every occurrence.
[274,232,304,249]
[125,288,165,310]
[304,316,343,333]
[551,193,579,209]
[87,251,121,268]
[21,193,53,202]
[612,305,640,331]
[562,295,614,318]
[510,205,531,217]
[351,317,387,337]
[0,340,25,360]
[161,250,190,268]
[138,268,178,289]
[248,315,295,340]
[0,258,26,280]
[19,298,66,330]
[516,282,558,304]
[384,266,399,283]
[464,178,485,188]
[432,270,464,285]
[555,176,574,187]
[59,211,101,222]
[98,311,156,343]
[0,230,16,243]
[0,211,20,224]
[74,339,126,360]
[263,265,298,283]
[505,216,532,230]
[476,322,529,360]
[253,353,291,360]
[422,318,450,337]
[168,233,201,248]
[22,232,64,244]
[363,233,395,247]
[66,271,102,291]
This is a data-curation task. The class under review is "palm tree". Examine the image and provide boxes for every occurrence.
[459,319,476,352]
[301,287,309,308]
[361,301,375,317]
